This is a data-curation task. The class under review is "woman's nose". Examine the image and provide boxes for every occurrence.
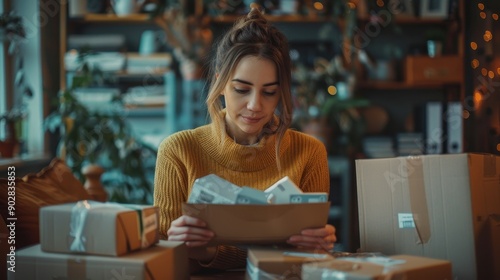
[247,92,262,111]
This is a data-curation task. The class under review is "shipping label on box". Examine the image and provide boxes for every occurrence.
[10,240,188,280]
[355,153,500,280]
[40,200,159,256]
[302,255,452,280]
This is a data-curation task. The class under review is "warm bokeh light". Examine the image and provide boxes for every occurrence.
[497,67,500,75]
[471,59,480,69]
[470,42,478,50]
[483,30,492,42]
[493,13,499,20]
[478,3,485,10]
[463,110,470,119]
[376,0,384,8]
[480,12,486,19]
[474,91,483,103]
[488,71,495,79]
[497,143,500,152]
[313,2,323,10]
[327,85,337,96]
[481,68,488,76]
[347,2,356,9]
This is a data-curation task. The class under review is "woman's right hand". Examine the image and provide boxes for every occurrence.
[167,215,215,247]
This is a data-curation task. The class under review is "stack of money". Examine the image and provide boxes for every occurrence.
[188,175,327,205]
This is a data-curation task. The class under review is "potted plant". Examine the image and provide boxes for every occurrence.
[292,55,369,156]
[45,54,157,204]
[148,0,213,80]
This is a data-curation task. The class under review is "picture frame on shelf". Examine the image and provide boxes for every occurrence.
[390,0,416,18]
[420,0,450,19]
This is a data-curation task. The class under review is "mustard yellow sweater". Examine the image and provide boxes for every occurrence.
[153,122,330,270]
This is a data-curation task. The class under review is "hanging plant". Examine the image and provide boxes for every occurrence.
[0,12,26,41]
[147,0,213,80]
[0,11,33,158]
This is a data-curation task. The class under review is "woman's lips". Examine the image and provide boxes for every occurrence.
[242,116,262,123]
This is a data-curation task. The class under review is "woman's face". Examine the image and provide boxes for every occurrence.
[222,56,280,145]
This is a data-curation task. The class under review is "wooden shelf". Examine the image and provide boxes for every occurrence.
[76,13,451,25]
[75,13,337,24]
[210,14,338,23]
[69,13,152,23]
[357,81,461,90]
[114,69,170,78]
[357,16,451,25]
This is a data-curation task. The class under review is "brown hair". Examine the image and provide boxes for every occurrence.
[205,8,293,169]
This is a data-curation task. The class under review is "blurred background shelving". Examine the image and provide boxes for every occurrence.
[48,0,500,252]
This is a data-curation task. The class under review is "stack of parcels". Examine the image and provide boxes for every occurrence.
[183,175,330,245]
[11,200,189,280]
[246,247,452,280]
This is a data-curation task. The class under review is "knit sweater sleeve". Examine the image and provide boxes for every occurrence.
[153,135,189,240]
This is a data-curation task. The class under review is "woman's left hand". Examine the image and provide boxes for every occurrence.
[286,224,336,251]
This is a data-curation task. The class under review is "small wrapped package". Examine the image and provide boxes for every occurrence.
[40,200,159,256]
[11,240,188,280]
[246,246,334,280]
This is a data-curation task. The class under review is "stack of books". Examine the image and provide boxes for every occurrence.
[396,132,424,156]
[126,53,172,74]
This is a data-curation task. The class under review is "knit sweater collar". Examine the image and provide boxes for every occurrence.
[196,116,290,172]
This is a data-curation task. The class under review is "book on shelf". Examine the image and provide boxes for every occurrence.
[122,85,168,108]
[126,53,173,74]
[65,51,126,72]
[396,132,424,156]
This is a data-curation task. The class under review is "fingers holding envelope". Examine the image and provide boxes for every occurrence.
[287,224,336,251]
[167,215,215,247]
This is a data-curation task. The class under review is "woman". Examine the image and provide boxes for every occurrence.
[154,7,336,270]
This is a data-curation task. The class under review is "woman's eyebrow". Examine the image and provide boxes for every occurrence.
[232,79,279,86]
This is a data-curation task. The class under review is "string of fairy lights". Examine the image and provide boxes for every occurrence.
[470,3,499,79]
[470,2,500,152]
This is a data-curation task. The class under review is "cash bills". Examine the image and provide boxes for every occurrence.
[188,175,328,205]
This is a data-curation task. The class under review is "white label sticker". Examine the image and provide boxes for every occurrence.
[398,213,415,228]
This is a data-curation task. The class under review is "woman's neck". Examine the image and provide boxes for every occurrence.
[224,116,262,146]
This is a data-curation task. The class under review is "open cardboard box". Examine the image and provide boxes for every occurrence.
[182,202,330,245]
[355,153,500,280]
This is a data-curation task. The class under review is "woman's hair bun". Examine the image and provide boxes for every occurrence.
[246,6,267,24]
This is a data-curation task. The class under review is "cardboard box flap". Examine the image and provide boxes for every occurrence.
[182,202,330,245]
[406,157,431,244]
[116,210,142,252]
